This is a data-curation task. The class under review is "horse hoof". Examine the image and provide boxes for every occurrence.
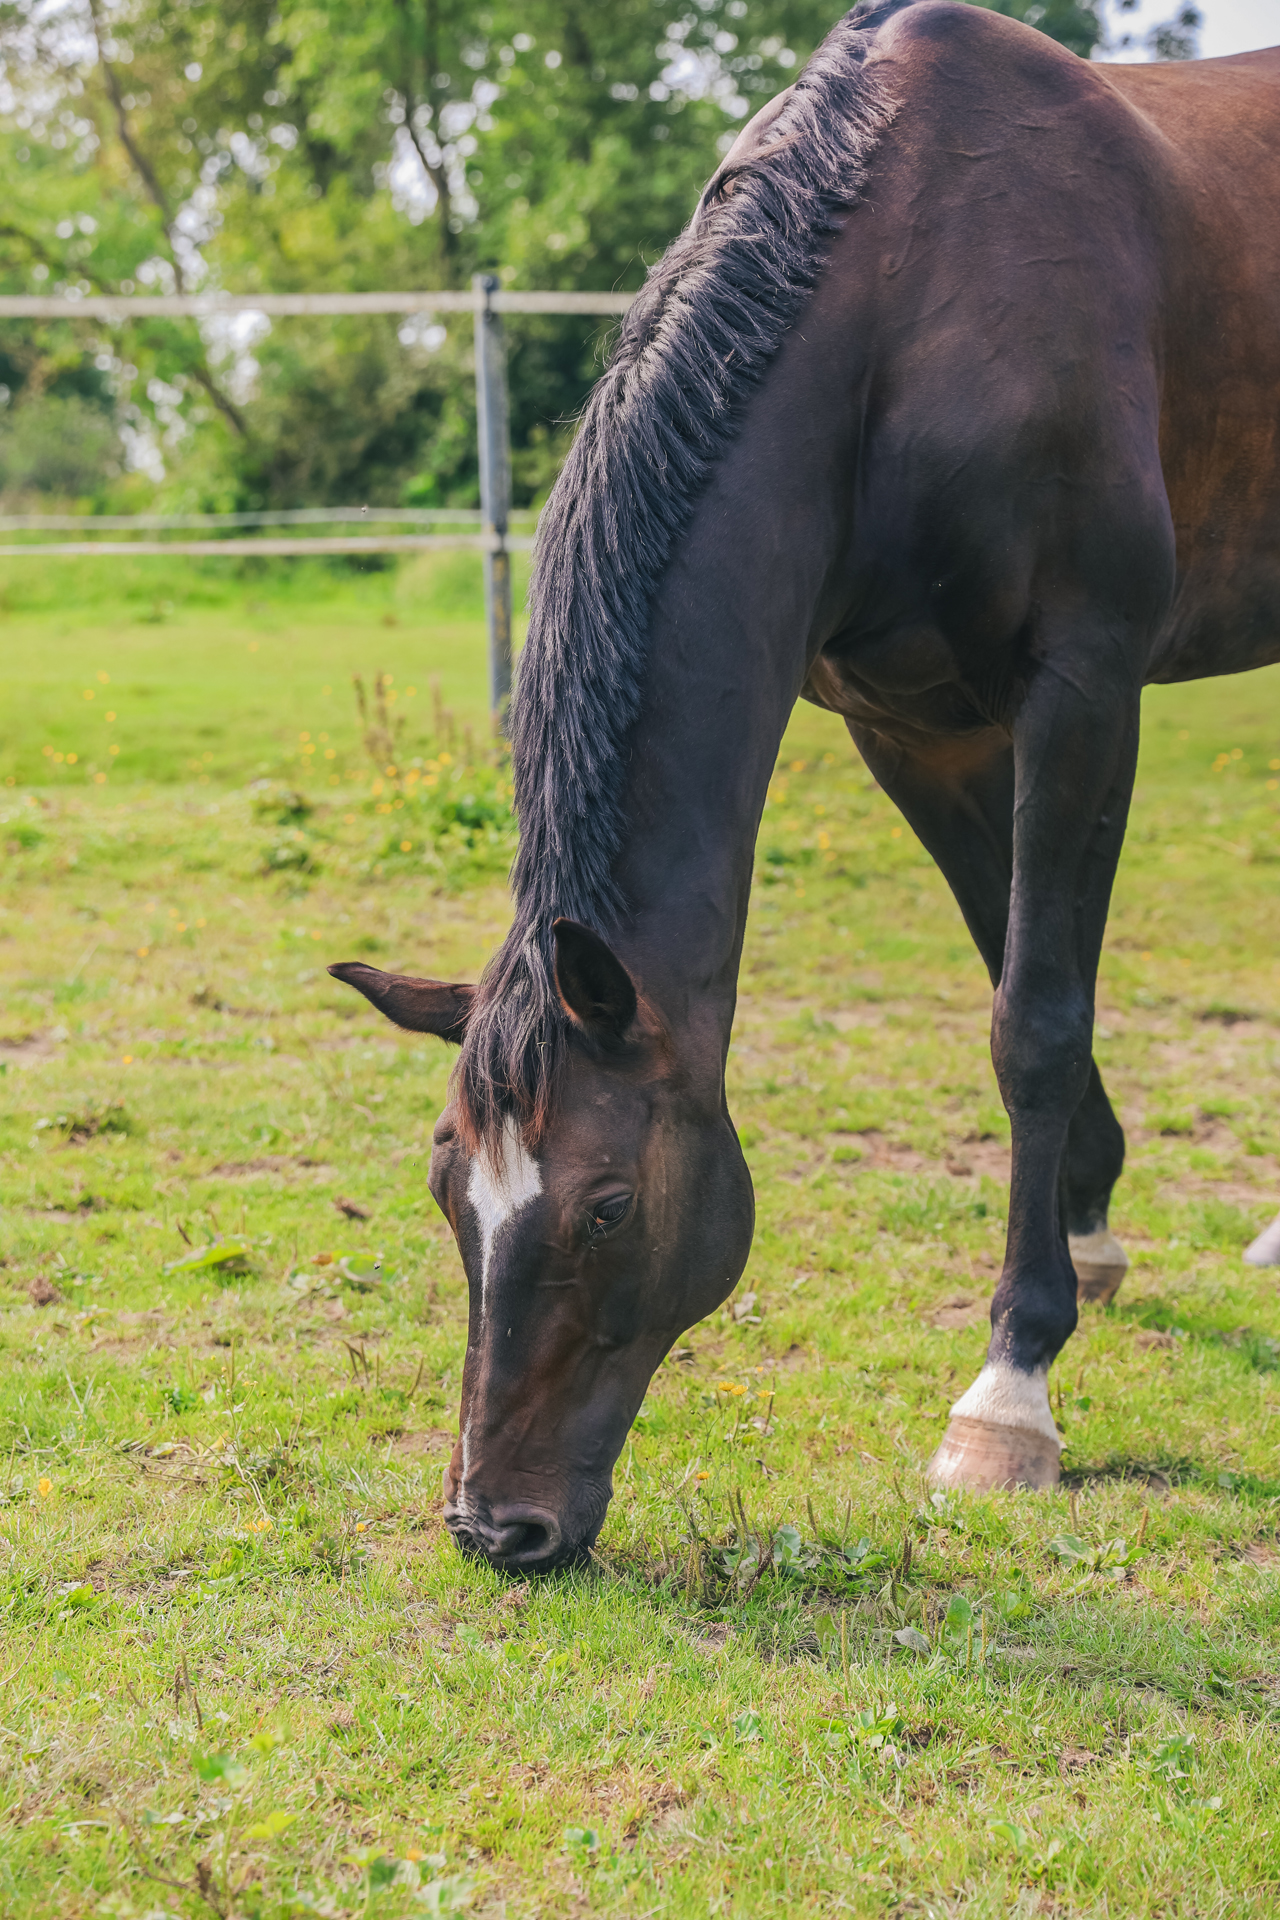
[1244,1211,1280,1267]
[1069,1228,1128,1306]
[927,1415,1061,1492]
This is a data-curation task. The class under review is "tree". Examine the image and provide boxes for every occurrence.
[0,0,1126,509]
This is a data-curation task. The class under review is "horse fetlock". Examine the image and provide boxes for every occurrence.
[927,1362,1062,1492]
[1068,1226,1129,1305]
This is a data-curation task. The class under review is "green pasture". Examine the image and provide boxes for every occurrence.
[1,555,1279,1918]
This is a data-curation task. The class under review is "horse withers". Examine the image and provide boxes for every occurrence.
[333,2,1280,1568]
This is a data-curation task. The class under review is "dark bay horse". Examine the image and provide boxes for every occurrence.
[333,1,1280,1570]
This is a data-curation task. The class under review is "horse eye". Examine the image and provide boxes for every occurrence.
[587,1195,631,1239]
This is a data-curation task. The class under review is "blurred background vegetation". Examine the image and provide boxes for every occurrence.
[0,0,1198,516]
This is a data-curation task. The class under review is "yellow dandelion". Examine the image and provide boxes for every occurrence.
[136,948,149,959]
[109,745,120,755]
[355,1521,368,1532]
[400,840,412,853]
[38,1477,52,1497]
[196,917,206,928]
[122,1054,133,1065]
[66,753,78,765]
[696,1471,710,1481]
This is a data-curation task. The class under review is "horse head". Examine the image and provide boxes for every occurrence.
[330,918,753,1573]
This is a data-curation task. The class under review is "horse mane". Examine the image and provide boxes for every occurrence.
[455,4,897,1151]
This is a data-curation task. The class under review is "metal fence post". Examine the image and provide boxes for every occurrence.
[473,273,513,731]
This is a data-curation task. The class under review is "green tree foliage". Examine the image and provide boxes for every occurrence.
[0,0,1123,509]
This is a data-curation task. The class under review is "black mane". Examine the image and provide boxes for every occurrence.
[456,6,895,1148]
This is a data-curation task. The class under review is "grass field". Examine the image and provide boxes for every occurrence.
[2,554,1279,1919]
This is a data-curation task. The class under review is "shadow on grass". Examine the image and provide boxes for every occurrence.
[1065,1455,1280,1503]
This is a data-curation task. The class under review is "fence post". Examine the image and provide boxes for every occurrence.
[473,273,513,732]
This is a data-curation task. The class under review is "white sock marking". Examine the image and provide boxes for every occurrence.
[1068,1227,1128,1269]
[1244,1209,1280,1268]
[950,1362,1060,1447]
[457,1118,542,1510]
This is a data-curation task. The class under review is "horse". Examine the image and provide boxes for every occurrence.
[332,0,1280,1571]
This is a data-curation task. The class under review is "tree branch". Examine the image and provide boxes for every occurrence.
[86,0,179,263]
[394,0,456,278]
[186,359,249,439]
[82,0,248,436]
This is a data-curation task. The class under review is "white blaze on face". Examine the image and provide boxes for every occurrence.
[457,1117,543,1509]
[950,1362,1060,1447]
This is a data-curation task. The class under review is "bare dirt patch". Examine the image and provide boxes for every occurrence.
[391,1429,456,1458]
[835,1130,929,1174]
[207,1156,338,1180]
[927,1295,990,1331]
[0,1031,59,1063]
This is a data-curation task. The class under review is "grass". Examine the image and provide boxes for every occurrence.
[1,553,1279,1918]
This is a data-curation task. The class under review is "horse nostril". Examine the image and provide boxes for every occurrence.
[450,1507,563,1569]
[503,1514,558,1563]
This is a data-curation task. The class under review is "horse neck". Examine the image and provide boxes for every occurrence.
[608,477,846,1050]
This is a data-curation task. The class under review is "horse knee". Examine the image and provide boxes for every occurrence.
[991,986,1092,1123]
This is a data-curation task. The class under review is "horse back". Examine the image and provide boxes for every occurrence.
[838,5,1280,684]
[1102,48,1280,678]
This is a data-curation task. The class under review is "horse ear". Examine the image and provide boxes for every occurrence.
[328,962,474,1045]
[552,919,638,1042]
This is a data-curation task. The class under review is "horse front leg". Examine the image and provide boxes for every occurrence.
[930,664,1142,1491]
[849,724,1132,1317]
